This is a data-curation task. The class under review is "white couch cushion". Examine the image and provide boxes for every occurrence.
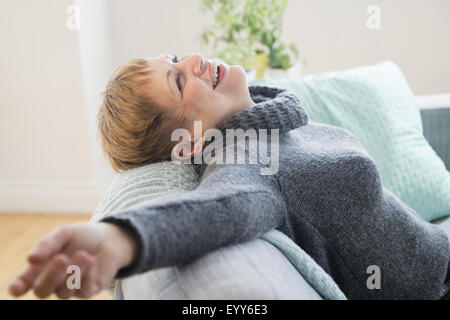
[117,238,322,300]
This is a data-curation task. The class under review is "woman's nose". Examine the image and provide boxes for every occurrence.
[179,54,204,77]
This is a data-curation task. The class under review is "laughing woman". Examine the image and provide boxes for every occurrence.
[9,54,450,300]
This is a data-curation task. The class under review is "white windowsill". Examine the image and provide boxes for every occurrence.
[415,93,450,110]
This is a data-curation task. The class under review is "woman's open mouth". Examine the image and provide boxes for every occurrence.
[212,61,226,90]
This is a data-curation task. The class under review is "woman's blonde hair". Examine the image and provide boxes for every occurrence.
[98,59,185,172]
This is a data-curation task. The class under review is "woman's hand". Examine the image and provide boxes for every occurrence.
[8,222,138,299]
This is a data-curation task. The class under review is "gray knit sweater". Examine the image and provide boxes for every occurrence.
[102,85,450,299]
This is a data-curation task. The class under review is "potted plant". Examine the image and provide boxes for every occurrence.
[198,0,302,80]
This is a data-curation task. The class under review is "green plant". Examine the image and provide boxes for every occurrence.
[199,0,299,70]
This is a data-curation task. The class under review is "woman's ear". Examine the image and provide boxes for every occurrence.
[171,136,205,163]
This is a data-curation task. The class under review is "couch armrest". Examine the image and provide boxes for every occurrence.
[115,239,322,300]
[416,94,450,171]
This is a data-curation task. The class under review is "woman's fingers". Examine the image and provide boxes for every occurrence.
[54,250,89,299]
[12,225,72,297]
[27,226,73,264]
[75,253,100,299]
[32,254,69,299]
[9,264,43,297]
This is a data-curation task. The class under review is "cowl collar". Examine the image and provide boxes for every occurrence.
[215,85,308,134]
[192,85,309,176]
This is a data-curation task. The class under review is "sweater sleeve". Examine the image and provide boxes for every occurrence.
[100,163,287,278]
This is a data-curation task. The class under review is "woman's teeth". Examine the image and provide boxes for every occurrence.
[212,61,220,89]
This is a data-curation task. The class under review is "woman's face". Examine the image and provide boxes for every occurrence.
[144,53,255,132]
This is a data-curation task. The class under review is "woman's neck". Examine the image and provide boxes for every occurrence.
[191,98,257,137]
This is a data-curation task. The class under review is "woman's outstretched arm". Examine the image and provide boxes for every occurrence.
[9,163,286,298]
[102,163,286,277]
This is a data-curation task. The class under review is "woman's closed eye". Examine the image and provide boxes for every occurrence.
[171,54,180,63]
[171,54,184,95]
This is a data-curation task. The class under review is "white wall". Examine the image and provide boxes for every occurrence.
[283,0,450,95]
[108,0,450,95]
[108,0,215,65]
[0,0,91,179]
[0,0,114,213]
[75,0,115,184]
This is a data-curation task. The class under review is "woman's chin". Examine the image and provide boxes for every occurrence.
[215,65,246,93]
[233,64,247,76]
[229,65,248,87]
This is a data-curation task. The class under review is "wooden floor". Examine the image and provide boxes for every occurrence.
[0,213,110,300]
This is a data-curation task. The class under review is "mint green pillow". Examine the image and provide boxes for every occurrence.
[250,61,450,221]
